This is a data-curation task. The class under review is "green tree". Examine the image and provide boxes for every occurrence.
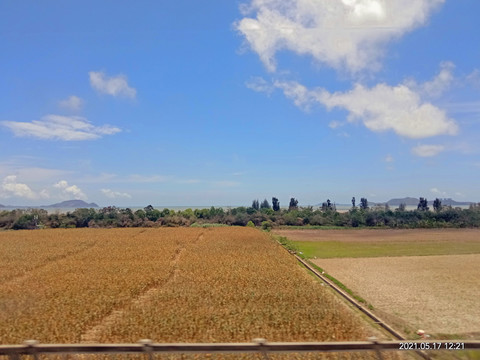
[251,199,259,210]
[360,198,368,210]
[260,199,271,209]
[288,197,298,211]
[272,197,280,211]
[433,198,442,212]
[417,197,429,211]
[351,197,356,209]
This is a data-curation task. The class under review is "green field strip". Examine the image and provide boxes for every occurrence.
[293,240,480,258]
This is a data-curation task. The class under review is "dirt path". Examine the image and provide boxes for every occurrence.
[80,232,204,343]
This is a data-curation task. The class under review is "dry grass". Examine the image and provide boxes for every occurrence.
[0,227,394,354]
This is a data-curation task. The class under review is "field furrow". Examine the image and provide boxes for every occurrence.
[0,227,407,359]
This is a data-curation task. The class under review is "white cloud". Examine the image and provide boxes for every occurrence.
[59,95,84,111]
[273,78,458,139]
[1,175,38,200]
[411,144,445,157]
[1,114,121,141]
[89,71,137,98]
[466,69,480,87]
[245,76,275,95]
[430,187,447,196]
[406,61,455,97]
[321,83,458,138]
[236,0,444,73]
[101,189,132,199]
[54,180,87,200]
[328,120,344,129]
[385,154,394,163]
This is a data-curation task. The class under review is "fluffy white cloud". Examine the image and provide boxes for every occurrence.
[59,95,84,111]
[1,175,38,199]
[54,180,87,200]
[101,189,132,199]
[320,83,458,138]
[1,115,121,141]
[272,71,458,139]
[236,0,444,73]
[89,71,137,98]
[411,144,445,157]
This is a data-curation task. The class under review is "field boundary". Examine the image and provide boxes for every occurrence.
[294,255,405,340]
[273,235,433,359]
[2,339,479,359]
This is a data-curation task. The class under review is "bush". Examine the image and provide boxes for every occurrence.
[246,220,255,228]
[261,221,272,232]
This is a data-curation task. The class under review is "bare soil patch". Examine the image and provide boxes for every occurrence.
[313,254,480,337]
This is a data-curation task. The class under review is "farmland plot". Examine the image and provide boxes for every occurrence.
[275,229,480,339]
[315,254,480,336]
[1,227,397,356]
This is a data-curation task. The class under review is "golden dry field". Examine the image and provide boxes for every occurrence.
[275,229,480,339]
[0,226,403,360]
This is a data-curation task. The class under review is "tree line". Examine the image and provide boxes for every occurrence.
[1,197,480,230]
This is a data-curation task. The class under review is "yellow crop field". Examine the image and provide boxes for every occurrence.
[0,227,405,359]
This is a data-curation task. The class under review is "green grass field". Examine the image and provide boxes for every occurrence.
[274,229,480,259]
[293,240,480,258]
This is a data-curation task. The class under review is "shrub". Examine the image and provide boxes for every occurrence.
[261,221,272,232]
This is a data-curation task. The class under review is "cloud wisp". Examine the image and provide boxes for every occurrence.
[101,189,132,199]
[236,0,444,73]
[411,144,445,157]
[89,71,137,98]
[59,95,84,111]
[1,115,121,141]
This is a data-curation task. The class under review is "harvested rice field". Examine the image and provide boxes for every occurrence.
[314,254,480,337]
[274,229,480,339]
[1,227,400,360]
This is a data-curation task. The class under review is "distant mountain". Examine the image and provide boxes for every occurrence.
[386,197,420,206]
[386,197,473,207]
[44,200,99,208]
[0,204,5,208]
[429,198,473,206]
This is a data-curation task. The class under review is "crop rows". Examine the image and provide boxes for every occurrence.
[0,228,405,359]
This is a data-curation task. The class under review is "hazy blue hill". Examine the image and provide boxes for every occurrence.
[386,197,473,207]
[387,197,420,206]
[44,200,99,208]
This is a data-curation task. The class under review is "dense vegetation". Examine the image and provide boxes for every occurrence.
[2,197,480,230]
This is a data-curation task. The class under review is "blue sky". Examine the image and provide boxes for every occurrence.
[1,0,479,207]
